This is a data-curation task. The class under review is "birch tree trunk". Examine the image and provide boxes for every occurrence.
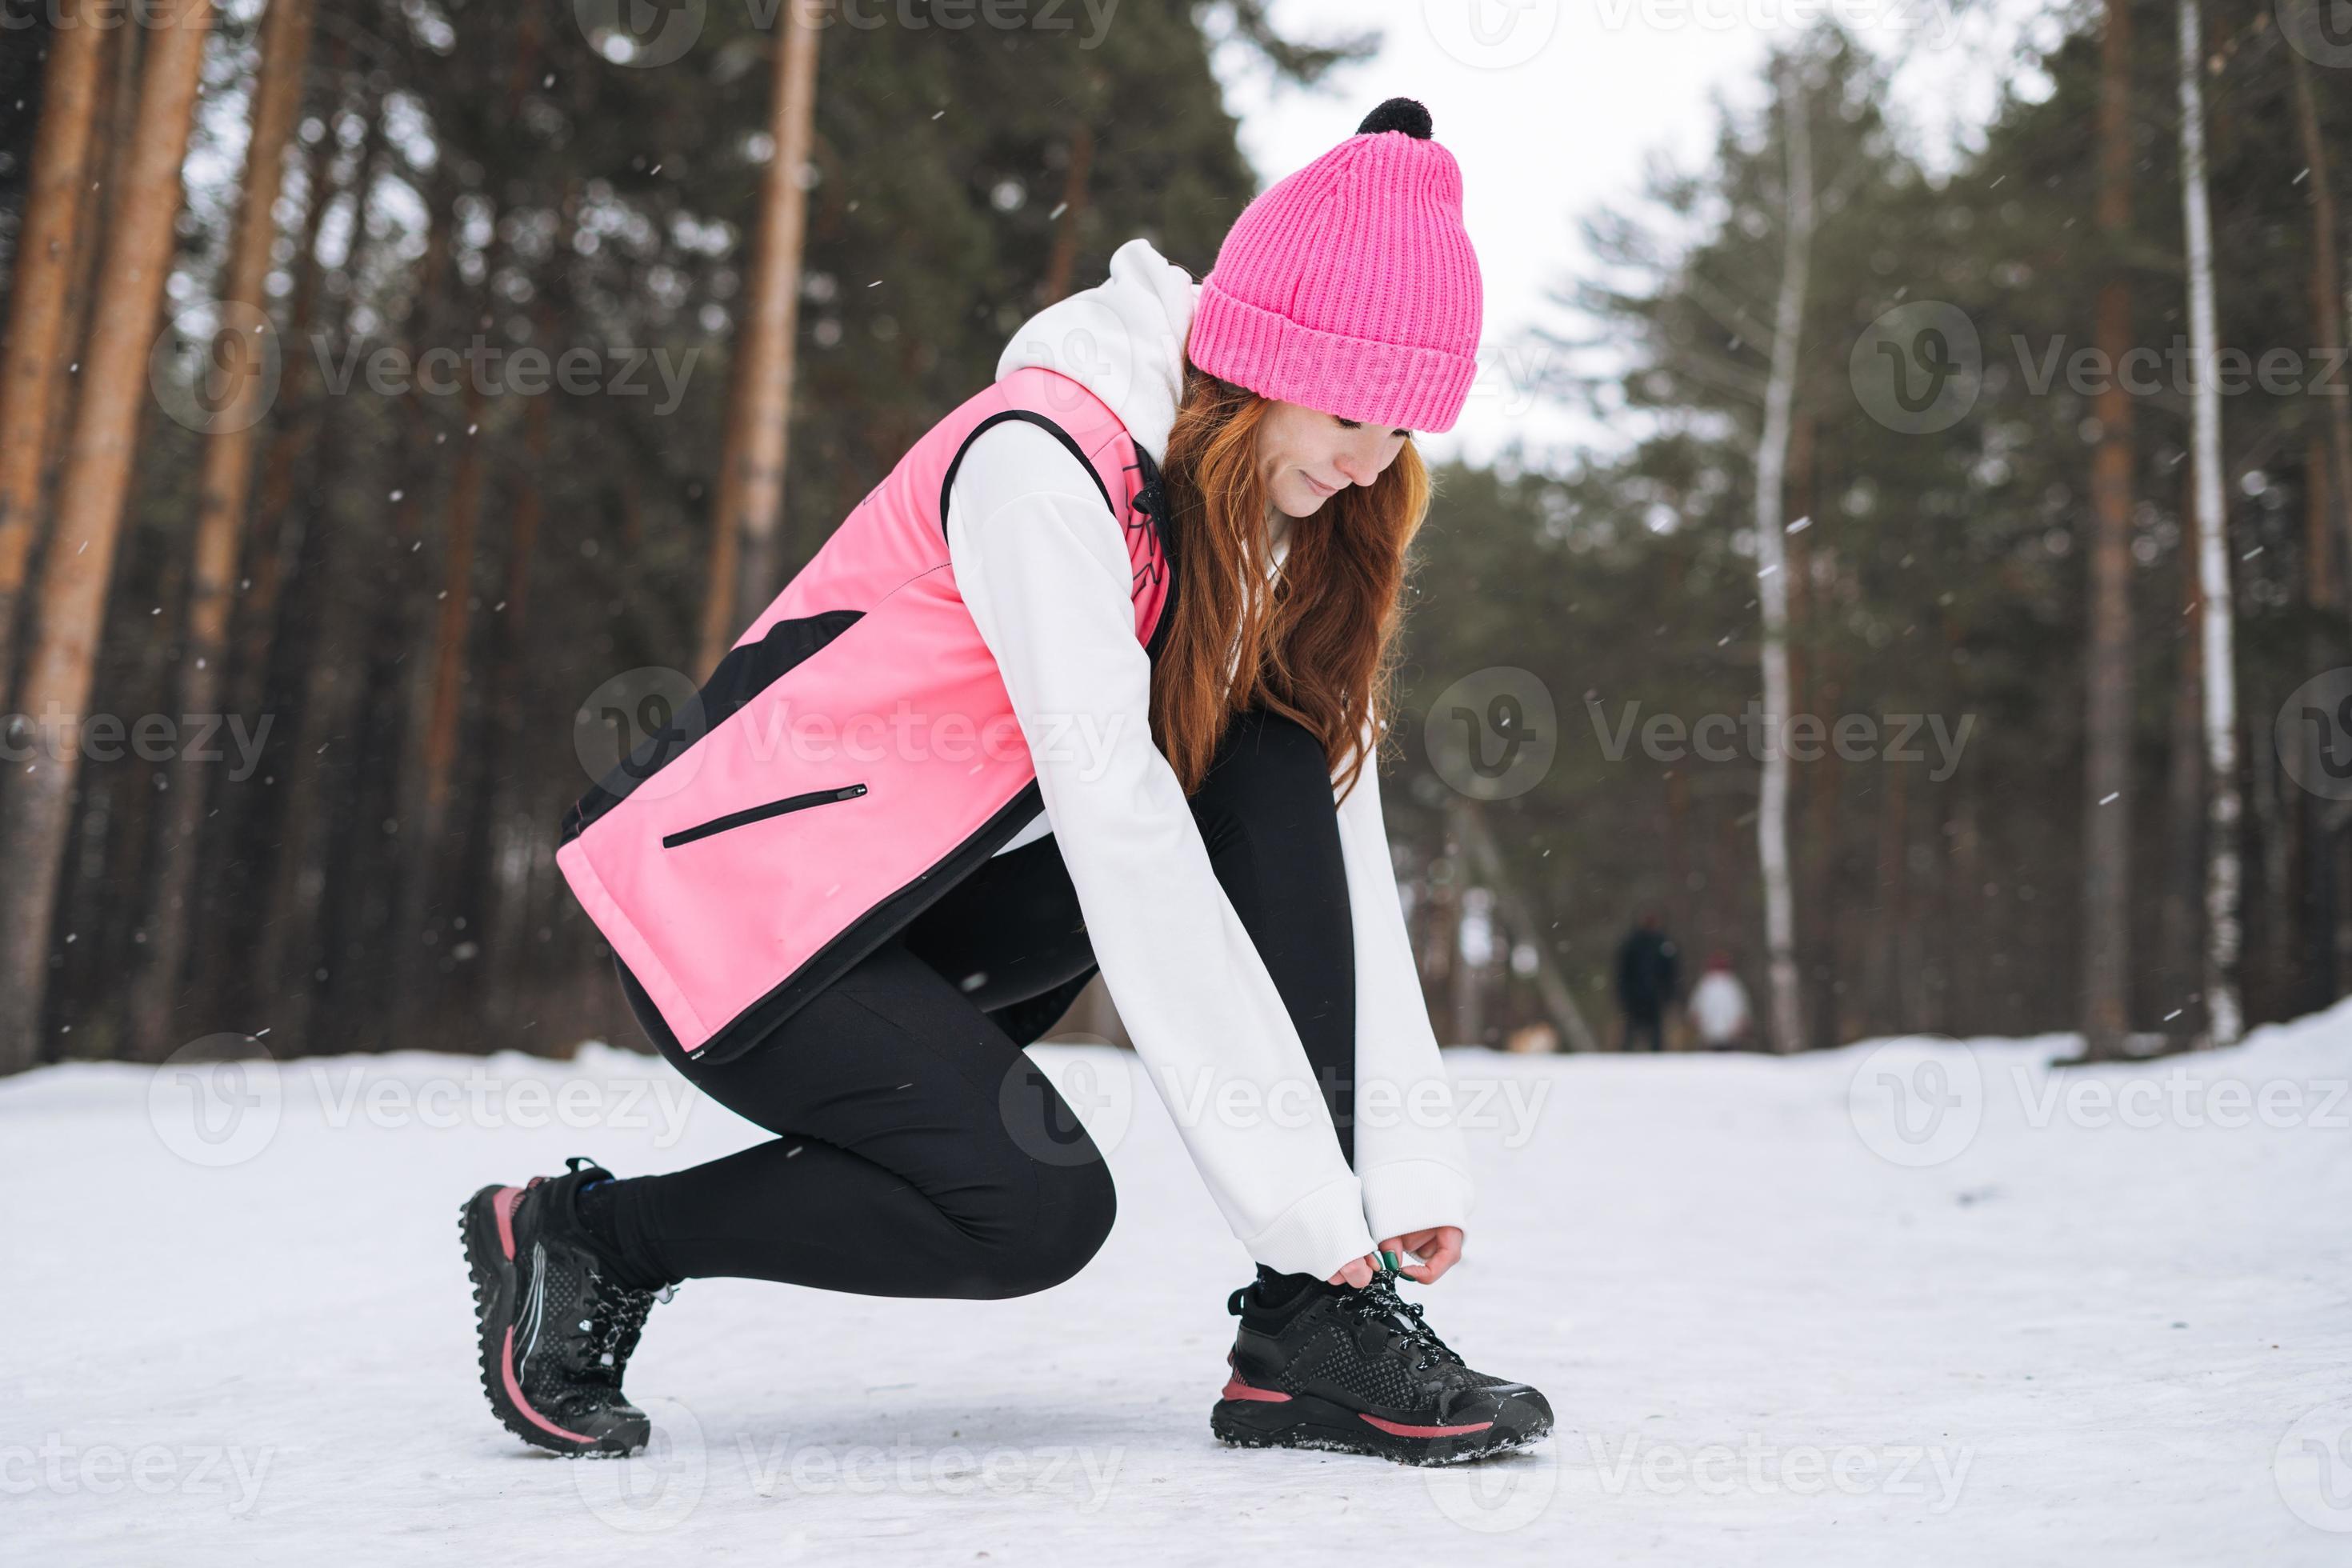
[698,0,821,674]
[0,0,217,1074]
[130,0,317,1060]
[2162,554,2206,1026]
[0,7,109,702]
[2080,0,2137,1061]
[2176,0,2242,1047]
[1753,59,1812,1054]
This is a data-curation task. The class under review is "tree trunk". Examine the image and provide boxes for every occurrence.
[2080,0,2137,1062]
[254,126,408,1055]
[0,0,216,1075]
[130,0,318,1061]
[2288,43,2352,620]
[1950,782,1983,1034]
[1455,799,1601,1051]
[2175,0,2241,1048]
[185,92,348,1027]
[1752,58,1811,1054]
[1042,114,1095,306]
[2161,507,2206,1034]
[2303,442,2341,1010]
[242,89,353,627]
[382,365,490,1037]
[0,7,108,703]
[477,326,554,1033]
[42,19,142,510]
[422,374,490,846]
[699,0,822,674]
[346,186,454,1044]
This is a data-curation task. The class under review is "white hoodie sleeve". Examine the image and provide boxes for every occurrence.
[1330,713,1478,1243]
[946,418,1382,1281]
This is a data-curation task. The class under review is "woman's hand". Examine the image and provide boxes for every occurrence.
[1377,1226,1464,1285]
[1323,1226,1466,1288]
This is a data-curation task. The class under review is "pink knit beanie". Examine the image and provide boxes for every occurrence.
[1188,98,1482,434]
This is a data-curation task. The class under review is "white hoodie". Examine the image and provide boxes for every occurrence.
[943,237,1475,1280]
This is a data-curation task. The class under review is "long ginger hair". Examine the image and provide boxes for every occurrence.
[1149,362,1431,806]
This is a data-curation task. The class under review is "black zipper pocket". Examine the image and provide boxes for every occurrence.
[662,783,869,849]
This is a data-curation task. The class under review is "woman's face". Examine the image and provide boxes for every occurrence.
[1254,398,1412,520]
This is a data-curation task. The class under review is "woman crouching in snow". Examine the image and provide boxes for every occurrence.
[458,97,1550,1468]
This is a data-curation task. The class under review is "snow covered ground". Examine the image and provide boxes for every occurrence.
[8,1002,2352,1565]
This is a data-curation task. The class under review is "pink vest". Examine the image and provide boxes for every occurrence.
[555,366,1175,1064]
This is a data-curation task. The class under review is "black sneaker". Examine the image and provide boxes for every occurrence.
[460,1156,674,1457]
[1211,1265,1552,1466]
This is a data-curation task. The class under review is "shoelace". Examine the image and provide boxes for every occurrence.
[1337,1266,1465,1374]
[580,1273,678,1383]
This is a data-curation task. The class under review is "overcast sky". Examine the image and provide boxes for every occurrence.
[1209,0,2062,472]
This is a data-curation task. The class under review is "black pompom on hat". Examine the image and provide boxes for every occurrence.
[1356,98,1434,139]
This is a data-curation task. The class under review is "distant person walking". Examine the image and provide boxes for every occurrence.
[1614,911,1679,1053]
[1686,950,1753,1050]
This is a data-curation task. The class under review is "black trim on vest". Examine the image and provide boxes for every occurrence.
[1129,443,1179,666]
[937,408,1115,536]
[560,607,865,846]
[938,407,1181,668]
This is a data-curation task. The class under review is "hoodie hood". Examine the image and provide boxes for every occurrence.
[995,237,1294,566]
[995,237,1201,468]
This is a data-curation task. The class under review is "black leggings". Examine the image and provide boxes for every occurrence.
[597,707,1358,1298]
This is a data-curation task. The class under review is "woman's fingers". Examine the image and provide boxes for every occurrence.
[1324,1253,1378,1288]
[1378,1226,1466,1284]
[1414,1227,1464,1283]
